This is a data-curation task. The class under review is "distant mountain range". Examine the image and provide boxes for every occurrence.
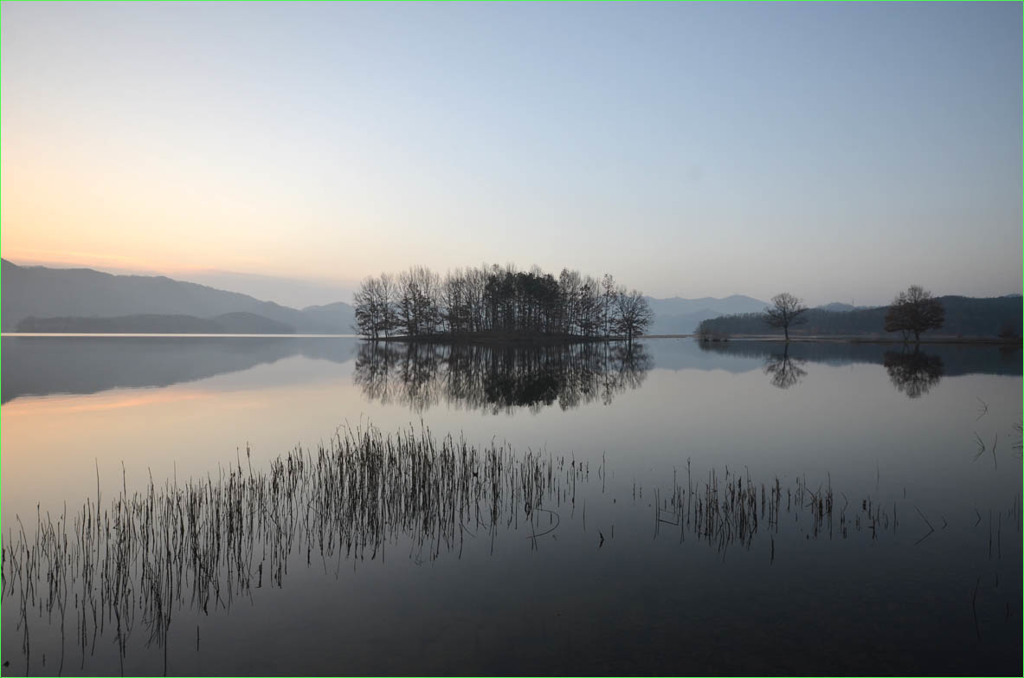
[9,258,999,338]
[15,312,295,335]
[1,259,356,334]
[815,302,866,313]
[645,294,769,335]
[2,261,778,336]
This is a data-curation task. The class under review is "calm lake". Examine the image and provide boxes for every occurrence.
[2,336,1021,675]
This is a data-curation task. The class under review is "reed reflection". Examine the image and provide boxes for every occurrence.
[884,349,944,399]
[353,342,652,413]
[2,423,921,675]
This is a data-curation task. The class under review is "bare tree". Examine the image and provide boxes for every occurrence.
[763,293,808,342]
[577,277,602,338]
[464,266,488,333]
[601,273,617,336]
[612,288,653,348]
[353,276,389,339]
[354,263,654,341]
[379,273,398,338]
[884,285,945,343]
[441,269,469,334]
[398,266,441,336]
[559,268,583,335]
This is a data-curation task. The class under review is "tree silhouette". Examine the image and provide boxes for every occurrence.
[884,285,945,343]
[353,264,652,343]
[763,293,808,341]
[612,288,654,348]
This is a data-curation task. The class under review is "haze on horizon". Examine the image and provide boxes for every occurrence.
[2,2,1020,308]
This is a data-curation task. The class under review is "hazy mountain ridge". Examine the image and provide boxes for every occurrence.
[5,259,1014,339]
[646,294,768,335]
[646,294,767,316]
[1,259,355,333]
[299,302,359,331]
[0,259,769,336]
[815,302,866,312]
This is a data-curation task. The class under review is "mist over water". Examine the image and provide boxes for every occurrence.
[2,337,1020,674]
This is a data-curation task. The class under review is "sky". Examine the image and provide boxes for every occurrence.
[1,2,1020,307]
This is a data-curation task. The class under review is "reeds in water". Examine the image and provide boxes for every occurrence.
[1,424,578,675]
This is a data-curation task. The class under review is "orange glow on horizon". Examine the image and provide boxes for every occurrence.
[1,248,177,272]
[1,389,214,416]
[0,248,358,289]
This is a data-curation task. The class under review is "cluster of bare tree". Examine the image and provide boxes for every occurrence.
[697,285,949,344]
[353,264,653,345]
[353,341,651,413]
[762,286,946,343]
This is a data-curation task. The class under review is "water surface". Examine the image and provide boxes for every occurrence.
[2,336,1020,674]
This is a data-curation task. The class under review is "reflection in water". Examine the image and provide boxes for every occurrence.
[692,338,1019,376]
[762,346,808,390]
[4,337,1017,405]
[2,425,571,675]
[697,340,963,397]
[354,342,652,413]
[3,424,931,675]
[0,336,360,404]
[884,350,944,399]
[2,339,1020,674]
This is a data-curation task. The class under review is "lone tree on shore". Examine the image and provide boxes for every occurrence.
[884,285,945,343]
[763,293,808,342]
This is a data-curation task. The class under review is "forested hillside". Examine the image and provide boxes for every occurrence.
[697,295,1021,338]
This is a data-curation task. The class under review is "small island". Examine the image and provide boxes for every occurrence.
[353,264,654,347]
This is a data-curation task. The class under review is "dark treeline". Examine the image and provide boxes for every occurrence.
[697,295,1021,339]
[354,264,653,344]
[353,341,651,413]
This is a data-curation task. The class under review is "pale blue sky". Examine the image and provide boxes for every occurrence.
[2,2,1020,306]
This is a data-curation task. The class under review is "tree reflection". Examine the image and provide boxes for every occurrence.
[762,346,807,390]
[884,349,944,398]
[354,342,652,413]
